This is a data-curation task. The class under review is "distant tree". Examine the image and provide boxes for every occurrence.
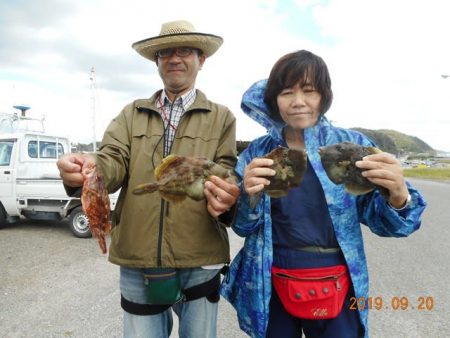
[237,140,250,155]
[351,128,435,156]
[351,128,397,154]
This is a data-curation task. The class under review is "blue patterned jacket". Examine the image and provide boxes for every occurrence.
[220,80,427,338]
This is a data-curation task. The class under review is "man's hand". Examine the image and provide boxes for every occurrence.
[204,176,240,218]
[56,153,96,187]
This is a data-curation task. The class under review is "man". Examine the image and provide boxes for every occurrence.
[57,20,239,338]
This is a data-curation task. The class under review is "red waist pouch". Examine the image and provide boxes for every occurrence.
[271,264,350,319]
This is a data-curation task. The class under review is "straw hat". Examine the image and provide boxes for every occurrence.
[132,20,223,62]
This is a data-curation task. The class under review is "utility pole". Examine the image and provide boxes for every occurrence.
[90,67,97,152]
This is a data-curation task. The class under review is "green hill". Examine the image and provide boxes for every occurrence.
[351,128,436,156]
[237,129,435,156]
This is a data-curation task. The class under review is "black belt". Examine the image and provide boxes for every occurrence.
[298,246,341,253]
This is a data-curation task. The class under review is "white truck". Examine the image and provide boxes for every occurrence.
[0,112,117,237]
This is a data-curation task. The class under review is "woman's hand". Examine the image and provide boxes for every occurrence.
[355,152,409,208]
[243,158,276,195]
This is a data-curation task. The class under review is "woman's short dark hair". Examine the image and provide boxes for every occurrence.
[264,50,333,121]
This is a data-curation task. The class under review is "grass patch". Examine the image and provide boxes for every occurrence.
[404,167,450,180]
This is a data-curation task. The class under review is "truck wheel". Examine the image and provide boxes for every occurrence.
[69,206,92,238]
[0,204,7,229]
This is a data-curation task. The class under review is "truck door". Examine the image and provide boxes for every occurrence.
[0,139,15,199]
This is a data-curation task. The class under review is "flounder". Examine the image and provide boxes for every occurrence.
[132,154,231,202]
[263,147,308,197]
[318,141,385,195]
[250,147,307,208]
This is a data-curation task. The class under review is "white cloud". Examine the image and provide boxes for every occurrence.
[313,0,450,150]
[1,0,449,150]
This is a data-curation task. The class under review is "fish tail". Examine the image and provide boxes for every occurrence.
[98,236,107,254]
[132,183,159,195]
[104,221,112,233]
[249,193,261,209]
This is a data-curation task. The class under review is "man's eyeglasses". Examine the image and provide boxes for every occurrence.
[155,47,198,59]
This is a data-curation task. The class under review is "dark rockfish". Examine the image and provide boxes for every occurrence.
[81,166,112,254]
[319,141,384,195]
[132,154,231,202]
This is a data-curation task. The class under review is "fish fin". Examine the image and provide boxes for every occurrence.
[367,146,383,154]
[132,183,159,195]
[338,160,351,167]
[160,191,186,203]
[267,190,289,198]
[324,165,346,184]
[345,183,374,195]
[98,236,107,254]
[186,178,206,201]
[105,221,112,233]
[155,154,180,180]
[249,193,261,209]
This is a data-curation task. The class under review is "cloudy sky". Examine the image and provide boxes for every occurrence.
[1,0,450,151]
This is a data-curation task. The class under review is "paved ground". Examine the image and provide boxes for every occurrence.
[1,178,449,337]
[0,218,245,338]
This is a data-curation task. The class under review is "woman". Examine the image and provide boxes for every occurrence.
[220,50,426,338]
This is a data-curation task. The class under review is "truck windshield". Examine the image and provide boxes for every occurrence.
[0,141,13,166]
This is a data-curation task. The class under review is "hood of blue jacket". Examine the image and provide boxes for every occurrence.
[240,79,285,141]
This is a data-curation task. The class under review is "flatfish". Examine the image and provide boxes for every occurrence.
[249,147,307,208]
[319,141,386,195]
[132,154,231,202]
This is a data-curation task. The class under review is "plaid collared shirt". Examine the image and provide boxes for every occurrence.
[156,88,196,155]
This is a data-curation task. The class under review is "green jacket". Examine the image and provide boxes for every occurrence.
[95,89,237,268]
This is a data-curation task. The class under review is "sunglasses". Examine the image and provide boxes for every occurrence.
[155,47,198,59]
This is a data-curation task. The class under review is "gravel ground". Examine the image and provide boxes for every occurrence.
[1,179,448,338]
[0,220,245,338]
